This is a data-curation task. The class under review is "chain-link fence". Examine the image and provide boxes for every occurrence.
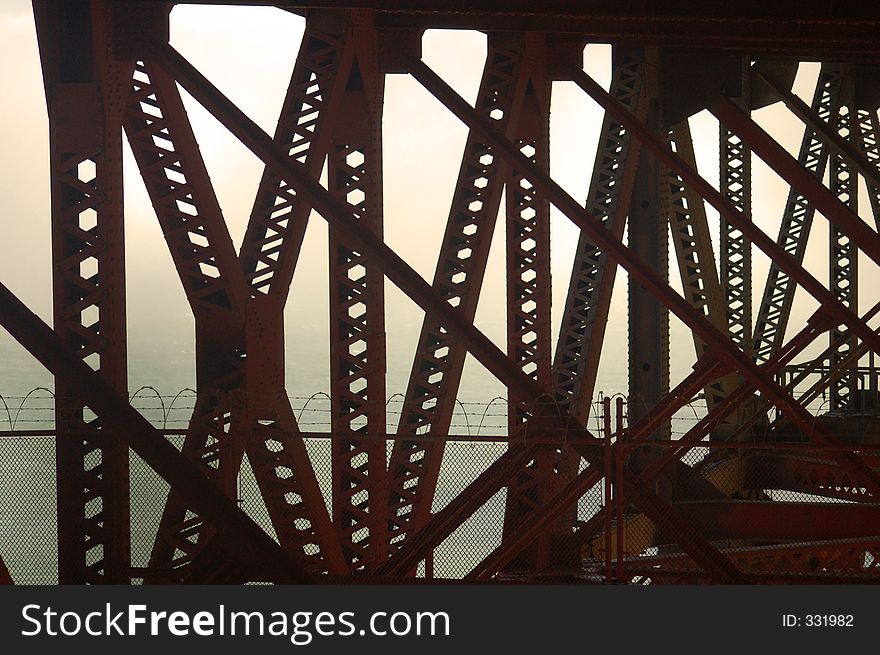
[1,388,878,584]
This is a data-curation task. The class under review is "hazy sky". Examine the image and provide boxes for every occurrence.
[1,1,877,415]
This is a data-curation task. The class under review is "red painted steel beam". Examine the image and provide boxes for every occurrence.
[327,11,389,569]
[124,62,249,317]
[124,61,251,577]
[752,64,843,364]
[629,536,880,573]
[630,570,878,584]
[552,49,646,424]
[502,37,559,565]
[745,453,878,503]
[0,280,314,584]
[35,0,131,584]
[667,501,880,541]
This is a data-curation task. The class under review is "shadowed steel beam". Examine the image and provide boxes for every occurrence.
[745,453,878,503]
[0,280,314,584]
[628,537,880,581]
[124,62,249,317]
[123,61,251,578]
[176,1,880,57]
[756,69,880,191]
[664,501,880,541]
[828,76,859,411]
[628,79,669,438]
[552,49,645,425]
[664,122,734,410]
[720,59,752,352]
[855,108,880,229]
[409,59,880,497]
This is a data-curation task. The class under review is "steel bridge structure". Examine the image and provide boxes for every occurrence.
[2,0,880,584]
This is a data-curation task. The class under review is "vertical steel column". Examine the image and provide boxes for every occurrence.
[753,64,844,362]
[328,12,388,570]
[35,0,131,583]
[501,35,554,568]
[829,70,859,411]
[719,57,752,352]
[628,51,669,439]
[386,35,530,550]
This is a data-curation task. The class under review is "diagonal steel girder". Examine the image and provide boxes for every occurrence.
[154,43,752,582]
[0,280,314,584]
[406,60,880,495]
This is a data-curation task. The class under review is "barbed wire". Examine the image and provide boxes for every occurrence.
[0,385,837,435]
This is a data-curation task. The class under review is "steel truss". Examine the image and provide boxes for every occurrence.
[2,0,880,584]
